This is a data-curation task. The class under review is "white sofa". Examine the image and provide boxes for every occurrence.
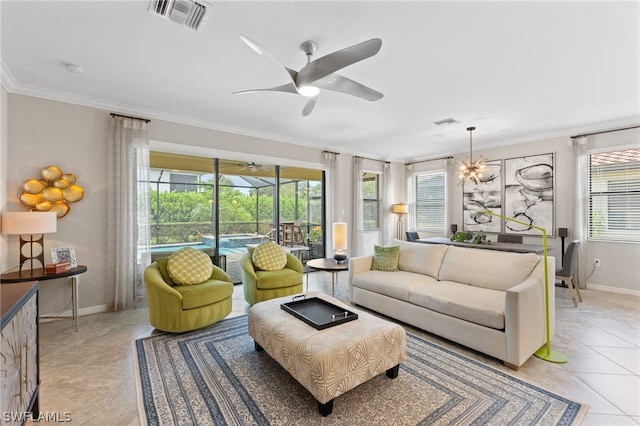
[348,239,555,369]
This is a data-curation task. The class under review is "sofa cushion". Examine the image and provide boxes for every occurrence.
[393,239,449,279]
[256,268,302,290]
[174,280,233,310]
[438,246,539,291]
[167,247,213,286]
[252,241,288,271]
[410,281,506,329]
[352,271,437,302]
[372,245,400,271]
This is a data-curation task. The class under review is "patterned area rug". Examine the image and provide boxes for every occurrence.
[133,315,588,426]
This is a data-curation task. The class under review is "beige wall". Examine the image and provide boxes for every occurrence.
[3,93,638,316]
[1,86,8,270]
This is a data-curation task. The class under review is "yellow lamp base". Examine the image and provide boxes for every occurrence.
[535,346,568,363]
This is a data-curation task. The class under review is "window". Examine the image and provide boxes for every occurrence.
[415,171,446,232]
[589,148,640,242]
[362,172,380,230]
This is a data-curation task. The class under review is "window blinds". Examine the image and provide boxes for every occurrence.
[589,148,640,242]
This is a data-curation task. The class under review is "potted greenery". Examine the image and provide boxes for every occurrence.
[307,226,324,258]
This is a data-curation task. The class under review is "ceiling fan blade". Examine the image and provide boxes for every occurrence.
[316,74,383,101]
[231,82,299,95]
[239,35,300,92]
[302,96,318,116]
[296,38,382,87]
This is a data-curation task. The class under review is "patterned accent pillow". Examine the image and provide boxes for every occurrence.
[252,241,288,271]
[167,247,213,286]
[371,245,400,272]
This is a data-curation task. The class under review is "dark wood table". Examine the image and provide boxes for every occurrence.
[415,237,551,254]
[306,258,349,296]
[1,266,87,331]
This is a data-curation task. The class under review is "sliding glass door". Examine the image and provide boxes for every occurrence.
[145,152,325,286]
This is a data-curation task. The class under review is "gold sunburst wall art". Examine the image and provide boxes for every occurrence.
[19,165,84,218]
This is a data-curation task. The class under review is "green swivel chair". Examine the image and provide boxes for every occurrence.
[241,246,304,305]
[144,257,234,333]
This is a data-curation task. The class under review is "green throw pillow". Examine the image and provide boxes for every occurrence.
[167,247,213,286]
[252,241,288,271]
[372,245,400,272]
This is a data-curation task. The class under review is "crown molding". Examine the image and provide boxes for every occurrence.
[0,60,17,92]
[2,79,354,157]
[3,75,636,164]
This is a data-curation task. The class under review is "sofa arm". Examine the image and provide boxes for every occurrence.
[504,256,555,367]
[348,255,374,301]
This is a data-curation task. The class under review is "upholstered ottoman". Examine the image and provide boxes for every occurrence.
[248,292,406,416]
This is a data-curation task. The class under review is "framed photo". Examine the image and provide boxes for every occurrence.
[504,153,554,236]
[51,246,77,267]
[462,159,502,233]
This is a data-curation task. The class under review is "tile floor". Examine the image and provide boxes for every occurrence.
[32,272,639,425]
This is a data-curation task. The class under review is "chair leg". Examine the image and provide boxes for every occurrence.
[572,276,583,303]
[565,275,578,308]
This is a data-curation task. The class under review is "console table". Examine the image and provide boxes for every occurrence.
[416,237,550,254]
[1,266,87,332]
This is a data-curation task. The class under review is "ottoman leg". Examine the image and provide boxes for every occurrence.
[254,341,263,352]
[318,399,334,417]
[386,364,400,379]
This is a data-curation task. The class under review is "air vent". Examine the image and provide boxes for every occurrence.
[149,0,212,31]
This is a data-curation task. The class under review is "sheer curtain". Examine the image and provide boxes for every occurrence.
[444,157,455,237]
[323,151,339,229]
[107,116,150,311]
[380,162,390,243]
[323,151,339,259]
[572,136,588,288]
[405,163,414,232]
[351,156,364,257]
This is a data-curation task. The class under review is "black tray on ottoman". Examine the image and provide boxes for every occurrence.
[281,295,358,330]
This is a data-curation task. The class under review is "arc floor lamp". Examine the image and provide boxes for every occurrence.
[483,210,567,364]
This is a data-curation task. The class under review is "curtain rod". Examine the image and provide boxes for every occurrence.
[322,150,340,155]
[110,113,151,123]
[354,155,390,164]
[405,155,453,166]
[571,125,639,139]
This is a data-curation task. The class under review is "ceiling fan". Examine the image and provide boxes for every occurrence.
[233,35,384,116]
[237,162,263,173]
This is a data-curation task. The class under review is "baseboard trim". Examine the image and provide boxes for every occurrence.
[40,304,108,319]
[587,283,640,297]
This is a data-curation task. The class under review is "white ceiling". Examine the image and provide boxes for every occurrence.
[2,1,638,162]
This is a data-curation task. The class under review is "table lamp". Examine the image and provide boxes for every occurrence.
[391,204,408,240]
[1,211,57,272]
[332,222,347,263]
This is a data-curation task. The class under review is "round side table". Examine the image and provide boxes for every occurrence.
[305,258,348,296]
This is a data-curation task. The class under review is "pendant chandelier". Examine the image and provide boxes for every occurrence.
[458,126,486,185]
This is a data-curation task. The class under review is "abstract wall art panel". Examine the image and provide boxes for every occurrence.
[463,160,502,233]
[504,153,554,236]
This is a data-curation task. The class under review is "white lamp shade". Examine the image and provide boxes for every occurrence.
[1,211,57,235]
[391,204,408,214]
[332,222,347,250]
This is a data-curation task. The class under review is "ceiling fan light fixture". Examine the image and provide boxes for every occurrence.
[298,85,320,97]
[458,126,487,185]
